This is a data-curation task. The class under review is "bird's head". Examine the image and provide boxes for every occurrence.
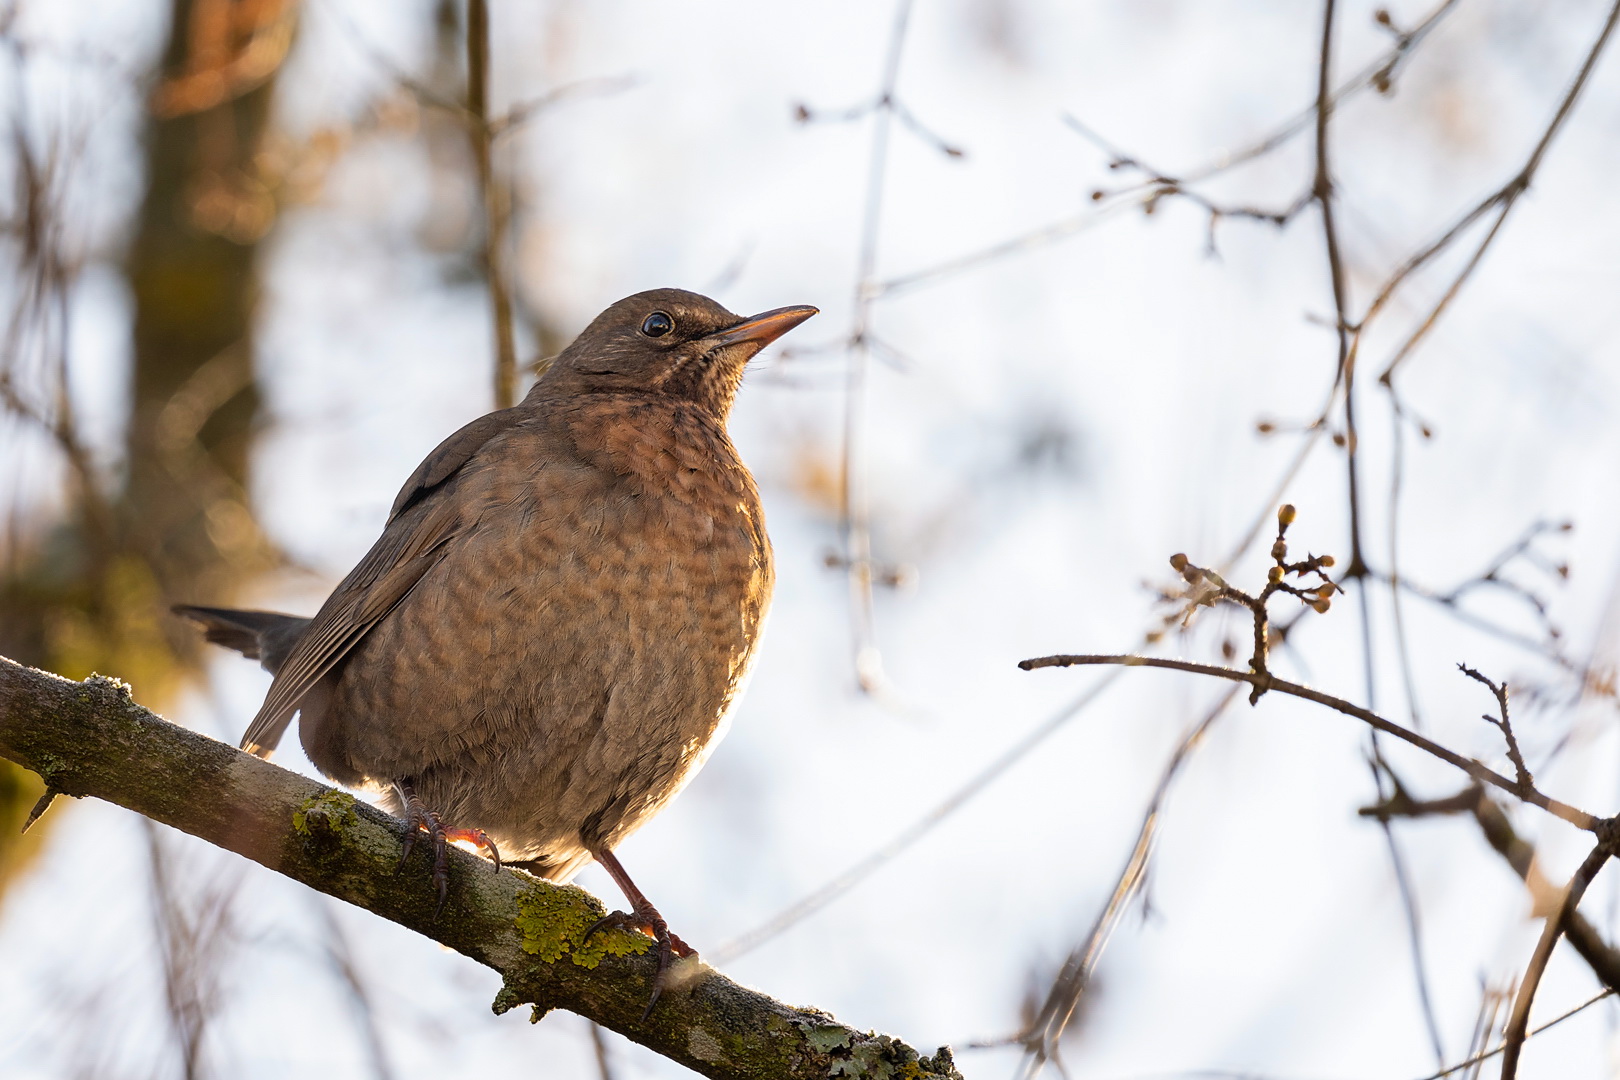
[538,288,818,418]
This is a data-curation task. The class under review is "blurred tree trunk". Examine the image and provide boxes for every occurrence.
[0,0,291,898]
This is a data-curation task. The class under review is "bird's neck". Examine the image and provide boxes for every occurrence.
[557,393,753,498]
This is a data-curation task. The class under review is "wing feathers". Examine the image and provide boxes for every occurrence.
[239,408,527,758]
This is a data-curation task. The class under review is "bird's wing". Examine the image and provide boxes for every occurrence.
[389,407,522,521]
[240,409,524,757]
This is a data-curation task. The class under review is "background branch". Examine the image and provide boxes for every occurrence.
[1018,653,1599,831]
[465,0,519,409]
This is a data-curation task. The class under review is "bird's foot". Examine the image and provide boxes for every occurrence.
[582,902,696,1020]
[394,781,501,918]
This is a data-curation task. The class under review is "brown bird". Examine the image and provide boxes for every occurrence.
[176,289,816,999]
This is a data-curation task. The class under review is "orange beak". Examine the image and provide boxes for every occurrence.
[706,305,819,351]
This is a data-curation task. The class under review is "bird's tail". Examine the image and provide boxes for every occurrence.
[172,605,311,677]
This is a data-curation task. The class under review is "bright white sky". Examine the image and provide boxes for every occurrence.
[4,0,1620,1077]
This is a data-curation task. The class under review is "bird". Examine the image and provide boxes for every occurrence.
[175,288,816,1003]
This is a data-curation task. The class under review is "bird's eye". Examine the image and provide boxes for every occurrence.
[641,311,674,338]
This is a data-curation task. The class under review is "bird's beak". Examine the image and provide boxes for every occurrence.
[707,305,819,351]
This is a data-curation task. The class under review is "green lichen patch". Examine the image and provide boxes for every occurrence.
[792,1020,960,1080]
[292,789,359,837]
[830,1037,918,1079]
[797,1021,854,1056]
[514,882,651,968]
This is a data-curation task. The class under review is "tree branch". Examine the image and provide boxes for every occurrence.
[1501,842,1611,1079]
[1018,653,1599,831]
[465,0,519,410]
[1361,785,1620,994]
[0,656,960,1080]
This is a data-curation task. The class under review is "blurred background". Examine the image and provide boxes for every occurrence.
[2,0,1619,1076]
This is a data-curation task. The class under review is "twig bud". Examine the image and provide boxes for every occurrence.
[1318,555,1335,568]
[1312,598,1332,614]
[1316,583,1335,599]
[1278,504,1296,527]
[1268,566,1283,584]
[1169,553,1189,572]
[1271,539,1288,561]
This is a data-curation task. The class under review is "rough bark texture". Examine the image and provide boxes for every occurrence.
[0,655,961,1080]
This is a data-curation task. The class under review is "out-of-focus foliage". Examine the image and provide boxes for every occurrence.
[0,0,290,897]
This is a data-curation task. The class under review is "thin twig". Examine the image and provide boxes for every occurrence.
[1412,987,1614,1080]
[1365,785,1620,994]
[709,667,1129,965]
[1458,664,1533,792]
[1370,0,1620,388]
[1499,843,1612,1079]
[312,897,397,1080]
[588,1020,616,1080]
[1018,654,1599,831]
[869,0,1466,299]
[836,0,922,696]
[1366,748,1447,1066]
[1002,686,1243,1078]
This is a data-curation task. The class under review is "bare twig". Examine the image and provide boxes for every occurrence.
[1499,843,1612,1079]
[588,1020,617,1080]
[1363,785,1620,993]
[1412,987,1614,1080]
[838,0,916,696]
[1018,653,1599,832]
[791,0,966,695]
[1000,686,1243,1079]
[144,821,242,1080]
[1364,748,1446,1066]
[1458,664,1533,792]
[489,76,638,139]
[872,0,1466,300]
[1373,0,1620,389]
[312,897,397,1080]
[710,668,1129,964]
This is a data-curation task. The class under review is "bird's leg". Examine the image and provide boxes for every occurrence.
[582,846,694,1018]
[393,779,501,917]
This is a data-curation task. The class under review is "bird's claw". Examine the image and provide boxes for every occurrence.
[441,825,502,872]
[582,907,696,1020]
[394,783,501,918]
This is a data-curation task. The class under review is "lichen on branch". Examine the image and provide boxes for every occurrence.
[0,655,960,1080]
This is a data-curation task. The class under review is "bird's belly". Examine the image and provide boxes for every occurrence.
[304,485,771,868]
